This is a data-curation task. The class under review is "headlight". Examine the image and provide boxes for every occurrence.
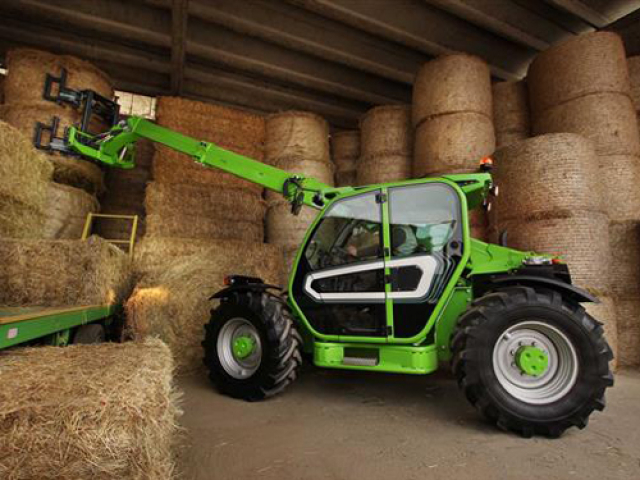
[523,256,553,266]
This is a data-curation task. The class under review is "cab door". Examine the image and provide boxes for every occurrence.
[383,183,464,340]
[293,189,390,340]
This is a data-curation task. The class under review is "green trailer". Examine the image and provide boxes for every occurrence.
[0,305,120,349]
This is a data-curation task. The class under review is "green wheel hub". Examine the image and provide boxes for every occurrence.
[515,345,549,377]
[232,335,256,360]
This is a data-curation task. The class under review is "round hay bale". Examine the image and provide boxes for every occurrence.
[615,296,640,367]
[628,56,640,111]
[584,295,618,370]
[0,199,47,239]
[0,103,104,194]
[152,147,263,194]
[532,93,640,157]
[43,183,99,239]
[265,111,329,164]
[609,220,640,297]
[0,74,4,104]
[360,105,412,157]
[145,213,264,242]
[413,112,495,178]
[493,80,530,147]
[266,203,319,248]
[281,245,301,285]
[335,156,357,174]
[412,54,492,126]
[357,154,411,185]
[331,130,360,162]
[336,170,357,187]
[94,215,145,242]
[527,32,630,117]
[492,134,603,223]
[145,182,265,222]
[502,211,611,292]
[4,48,113,104]
[598,154,640,221]
[265,157,335,203]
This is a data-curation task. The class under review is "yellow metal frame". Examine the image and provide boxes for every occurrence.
[82,213,139,257]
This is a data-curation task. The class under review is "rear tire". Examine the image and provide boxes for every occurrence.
[203,290,302,401]
[451,286,613,437]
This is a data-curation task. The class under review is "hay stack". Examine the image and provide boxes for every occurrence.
[585,296,619,370]
[0,338,181,480]
[493,80,530,148]
[94,138,154,241]
[4,48,112,103]
[332,130,359,186]
[491,135,608,292]
[412,54,492,125]
[1,48,111,195]
[43,183,99,239]
[358,105,412,185]
[0,121,53,238]
[265,111,329,164]
[412,54,494,179]
[126,244,283,372]
[0,236,131,306]
[528,33,630,118]
[0,74,4,104]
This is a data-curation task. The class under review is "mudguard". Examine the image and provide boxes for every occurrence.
[484,274,599,304]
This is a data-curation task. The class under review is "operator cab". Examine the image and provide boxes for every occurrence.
[291,181,464,341]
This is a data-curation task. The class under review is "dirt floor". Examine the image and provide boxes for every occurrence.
[177,367,640,480]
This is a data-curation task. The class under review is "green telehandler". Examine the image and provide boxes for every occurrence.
[37,77,613,437]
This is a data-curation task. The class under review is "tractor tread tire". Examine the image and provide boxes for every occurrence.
[451,286,613,438]
[203,290,301,401]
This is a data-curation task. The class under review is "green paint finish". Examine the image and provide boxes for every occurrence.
[516,346,549,376]
[0,305,117,350]
[467,239,532,277]
[435,284,473,362]
[314,342,438,374]
[232,336,256,359]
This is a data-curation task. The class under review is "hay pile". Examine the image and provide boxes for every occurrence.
[332,130,359,186]
[0,74,4,104]
[43,183,99,239]
[412,54,495,179]
[0,338,181,479]
[0,236,131,306]
[492,80,530,148]
[127,242,283,372]
[151,97,267,242]
[264,111,332,282]
[0,121,53,238]
[357,105,412,185]
[527,32,640,365]
[0,48,111,195]
[629,56,640,111]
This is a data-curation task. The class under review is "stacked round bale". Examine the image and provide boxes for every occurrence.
[0,48,110,195]
[491,134,617,363]
[94,138,154,242]
[264,111,334,283]
[357,105,412,185]
[492,80,530,148]
[147,97,266,242]
[332,130,359,186]
[529,32,639,367]
[0,121,53,238]
[413,54,495,240]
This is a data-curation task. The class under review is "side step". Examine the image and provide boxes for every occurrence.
[314,342,438,375]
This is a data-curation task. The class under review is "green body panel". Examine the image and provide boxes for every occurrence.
[0,305,116,350]
[314,342,439,374]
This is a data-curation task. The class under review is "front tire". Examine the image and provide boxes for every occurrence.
[203,290,302,401]
[452,286,613,437]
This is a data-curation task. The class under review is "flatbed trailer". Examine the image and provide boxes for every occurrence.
[0,305,119,350]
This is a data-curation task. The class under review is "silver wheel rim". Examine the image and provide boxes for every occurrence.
[492,321,579,405]
[217,318,262,379]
